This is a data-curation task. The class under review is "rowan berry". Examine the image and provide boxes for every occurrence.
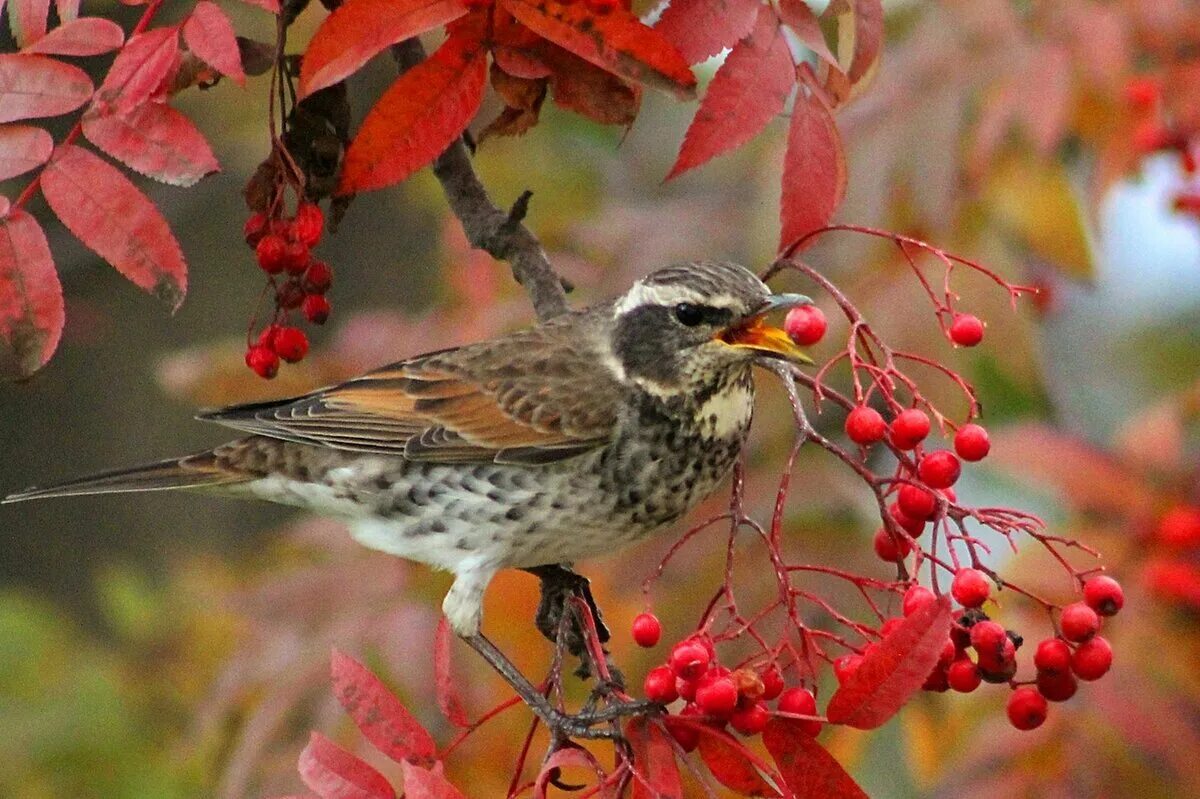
[1034,638,1072,675]
[922,664,949,692]
[1060,602,1100,642]
[949,313,984,346]
[302,294,331,324]
[669,641,711,680]
[918,451,961,489]
[255,234,288,274]
[303,261,333,294]
[954,423,990,461]
[873,527,911,562]
[759,665,784,700]
[777,686,822,736]
[272,326,309,363]
[889,502,926,535]
[1132,120,1173,153]
[845,406,887,445]
[292,203,324,247]
[784,305,827,346]
[898,483,937,520]
[243,212,268,246]
[902,585,936,617]
[977,635,1017,678]
[667,705,702,752]
[1071,636,1113,681]
[730,700,769,735]
[890,409,931,449]
[1036,670,1078,702]
[677,676,697,702]
[245,344,279,379]
[1083,575,1124,617]
[1007,686,1048,730]
[282,241,310,275]
[1123,76,1160,109]
[833,654,862,684]
[969,620,1007,657]
[951,568,990,608]
[631,613,661,647]
[643,665,678,703]
[947,658,981,693]
[1157,505,1200,548]
[939,638,957,665]
[695,673,739,718]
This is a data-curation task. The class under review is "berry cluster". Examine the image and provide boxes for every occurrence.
[635,617,821,746]
[1144,503,1200,608]
[241,202,333,378]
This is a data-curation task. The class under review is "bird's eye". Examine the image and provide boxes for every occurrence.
[674,303,705,327]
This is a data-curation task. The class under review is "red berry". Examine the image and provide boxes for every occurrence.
[676,676,698,702]
[938,638,957,665]
[951,568,990,608]
[282,240,310,275]
[1007,686,1048,730]
[643,665,678,703]
[243,212,268,246]
[889,502,926,535]
[1157,505,1200,548]
[1034,638,1072,675]
[669,641,711,680]
[1060,602,1100,642]
[292,203,324,247]
[1083,576,1124,617]
[303,260,333,294]
[969,620,1007,657]
[1071,636,1112,681]
[1123,76,1160,109]
[759,665,784,700]
[777,687,822,736]
[949,313,984,346]
[898,484,937,520]
[245,344,279,379]
[902,585,936,617]
[272,326,309,363]
[845,406,887,445]
[833,654,862,684]
[695,673,739,718]
[953,423,990,461]
[947,658,981,693]
[783,305,827,346]
[255,234,288,274]
[302,294,331,324]
[922,664,949,692]
[666,705,702,752]
[890,409,931,450]
[1036,670,1078,702]
[631,613,662,647]
[918,451,961,489]
[873,528,911,562]
[1132,120,1173,153]
[730,701,769,735]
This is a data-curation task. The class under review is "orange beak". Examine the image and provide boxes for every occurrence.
[719,315,814,364]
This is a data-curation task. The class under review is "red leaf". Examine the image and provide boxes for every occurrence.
[625,718,682,799]
[762,719,868,799]
[298,732,397,799]
[21,18,124,56]
[400,762,466,799]
[299,0,467,97]
[841,0,882,85]
[183,1,245,85]
[94,27,180,114]
[0,54,93,123]
[533,747,609,799]
[55,0,80,23]
[695,725,780,797]
[338,29,487,194]
[0,209,63,379]
[8,0,50,47]
[40,144,187,309]
[500,0,695,99]
[0,123,53,180]
[778,0,838,69]
[667,7,794,179]
[825,595,953,729]
[434,617,470,727]
[330,649,438,767]
[779,85,846,252]
[82,102,218,186]
[653,0,760,65]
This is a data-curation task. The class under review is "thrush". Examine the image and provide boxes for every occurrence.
[5,261,809,727]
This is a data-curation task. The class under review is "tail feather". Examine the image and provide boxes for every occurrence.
[2,451,247,504]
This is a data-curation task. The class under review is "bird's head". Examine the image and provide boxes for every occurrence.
[608,261,812,396]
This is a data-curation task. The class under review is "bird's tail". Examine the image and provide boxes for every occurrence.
[2,451,247,504]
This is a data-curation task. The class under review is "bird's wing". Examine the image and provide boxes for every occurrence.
[198,309,623,465]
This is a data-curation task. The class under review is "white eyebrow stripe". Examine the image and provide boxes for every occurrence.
[614,282,744,316]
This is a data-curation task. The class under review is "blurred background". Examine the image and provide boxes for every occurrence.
[3,0,1200,796]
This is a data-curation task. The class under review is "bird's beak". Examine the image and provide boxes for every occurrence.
[718,293,814,364]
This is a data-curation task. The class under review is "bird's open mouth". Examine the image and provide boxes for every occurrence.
[718,315,814,364]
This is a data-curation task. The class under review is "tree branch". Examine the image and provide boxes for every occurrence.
[389,40,571,322]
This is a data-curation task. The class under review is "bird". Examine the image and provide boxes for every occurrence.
[5,261,809,652]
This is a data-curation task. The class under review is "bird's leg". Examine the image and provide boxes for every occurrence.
[524,564,624,689]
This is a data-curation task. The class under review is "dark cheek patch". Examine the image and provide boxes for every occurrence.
[613,306,683,385]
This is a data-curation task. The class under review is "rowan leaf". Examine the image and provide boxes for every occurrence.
[695,725,780,797]
[668,7,795,179]
[762,719,868,799]
[778,0,838,69]
[626,718,682,799]
[533,747,610,799]
[7,0,49,48]
[183,1,245,85]
[298,732,398,799]
[540,43,640,126]
[433,618,471,727]
[825,595,952,729]
[82,102,219,187]
[779,85,846,252]
[400,762,467,799]
[0,123,53,180]
[338,29,487,194]
[94,27,180,113]
[837,0,882,85]
[500,0,695,99]
[0,209,63,379]
[0,54,93,123]
[55,0,79,23]
[299,0,468,98]
[21,18,123,56]
[40,144,187,309]
[330,649,438,766]
[653,0,760,65]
